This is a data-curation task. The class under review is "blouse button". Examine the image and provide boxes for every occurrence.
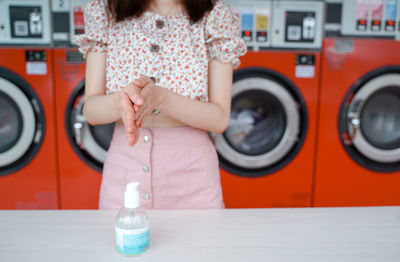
[143,192,150,200]
[150,44,160,53]
[156,20,164,29]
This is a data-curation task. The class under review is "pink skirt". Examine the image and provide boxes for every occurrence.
[99,123,224,210]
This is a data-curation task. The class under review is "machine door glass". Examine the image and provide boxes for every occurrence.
[345,73,400,166]
[0,75,43,175]
[225,89,287,157]
[215,69,307,177]
[0,91,22,154]
[67,85,115,172]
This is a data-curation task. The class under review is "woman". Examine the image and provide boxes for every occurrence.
[76,0,246,209]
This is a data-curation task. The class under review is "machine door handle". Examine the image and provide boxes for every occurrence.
[73,115,86,148]
[347,114,360,140]
[347,99,362,141]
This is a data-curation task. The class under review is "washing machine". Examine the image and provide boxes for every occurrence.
[52,0,115,209]
[0,0,59,209]
[217,0,324,208]
[314,0,400,207]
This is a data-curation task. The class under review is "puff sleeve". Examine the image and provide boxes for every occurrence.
[205,1,247,69]
[74,0,109,58]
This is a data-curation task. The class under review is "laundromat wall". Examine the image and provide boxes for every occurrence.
[0,0,399,209]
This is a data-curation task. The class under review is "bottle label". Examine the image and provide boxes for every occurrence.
[115,226,150,255]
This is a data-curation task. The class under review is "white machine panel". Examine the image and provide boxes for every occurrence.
[341,0,399,37]
[271,0,324,49]
[70,0,90,45]
[52,0,71,46]
[0,0,51,45]
[227,0,272,50]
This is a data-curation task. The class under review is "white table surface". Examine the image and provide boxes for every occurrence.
[0,207,399,262]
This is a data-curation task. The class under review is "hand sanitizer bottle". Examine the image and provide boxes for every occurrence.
[115,182,150,256]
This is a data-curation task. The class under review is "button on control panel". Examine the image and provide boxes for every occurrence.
[25,50,47,62]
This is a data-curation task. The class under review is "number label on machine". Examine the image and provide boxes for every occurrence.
[295,54,315,78]
[26,50,48,75]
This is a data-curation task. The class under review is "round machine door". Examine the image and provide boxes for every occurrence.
[215,68,308,177]
[0,69,45,175]
[339,67,400,172]
[66,84,115,172]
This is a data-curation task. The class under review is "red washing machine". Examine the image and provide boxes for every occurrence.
[52,0,114,209]
[0,1,59,209]
[53,48,115,209]
[218,0,324,208]
[314,0,400,207]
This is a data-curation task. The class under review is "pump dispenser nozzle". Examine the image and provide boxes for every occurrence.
[124,182,140,208]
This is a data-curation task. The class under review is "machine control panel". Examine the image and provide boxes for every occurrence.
[285,11,316,42]
[227,0,324,50]
[10,6,43,38]
[227,0,272,50]
[271,0,324,49]
[51,0,90,47]
[336,0,400,37]
[0,0,51,45]
[52,0,71,46]
[70,0,90,45]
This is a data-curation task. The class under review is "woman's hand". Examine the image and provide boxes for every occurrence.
[133,75,166,127]
[116,82,144,146]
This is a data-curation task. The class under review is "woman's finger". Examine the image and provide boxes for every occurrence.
[139,74,153,83]
[137,106,152,127]
[119,94,138,146]
[135,108,145,127]
[123,83,143,106]
[135,75,152,86]
[119,92,135,133]
[130,127,140,147]
[133,104,140,113]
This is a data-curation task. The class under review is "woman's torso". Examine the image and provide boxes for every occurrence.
[78,0,246,128]
[110,10,212,128]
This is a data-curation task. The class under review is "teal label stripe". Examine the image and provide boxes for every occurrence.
[117,229,150,255]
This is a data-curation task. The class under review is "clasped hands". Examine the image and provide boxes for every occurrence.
[117,75,164,146]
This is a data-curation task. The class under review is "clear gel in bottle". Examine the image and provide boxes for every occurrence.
[115,182,150,256]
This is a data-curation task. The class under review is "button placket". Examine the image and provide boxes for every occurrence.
[149,18,166,118]
[140,129,154,208]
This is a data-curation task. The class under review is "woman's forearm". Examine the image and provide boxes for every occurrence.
[83,92,121,125]
[158,88,230,134]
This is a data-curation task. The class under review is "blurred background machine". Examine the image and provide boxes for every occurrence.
[52,0,114,209]
[314,0,400,207]
[0,0,59,209]
[219,0,324,208]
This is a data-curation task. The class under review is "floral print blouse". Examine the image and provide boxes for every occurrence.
[75,0,247,102]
